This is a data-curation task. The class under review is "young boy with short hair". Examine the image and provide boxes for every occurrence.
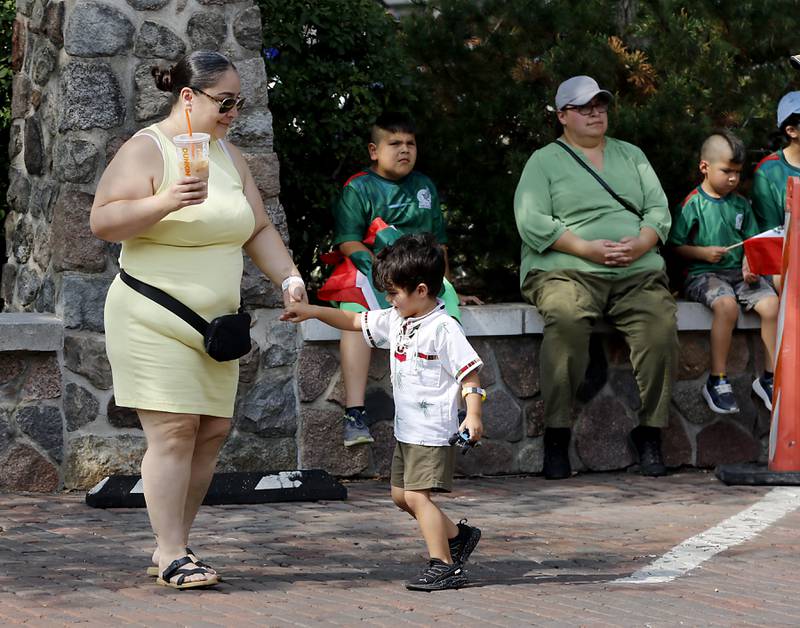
[752,91,800,293]
[284,233,484,591]
[752,91,800,233]
[321,112,481,448]
[669,131,778,414]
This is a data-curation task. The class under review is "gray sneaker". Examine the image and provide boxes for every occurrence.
[343,409,374,447]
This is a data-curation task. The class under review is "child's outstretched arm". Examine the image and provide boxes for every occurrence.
[459,371,484,442]
[281,303,362,332]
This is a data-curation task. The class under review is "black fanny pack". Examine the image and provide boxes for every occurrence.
[119,269,251,362]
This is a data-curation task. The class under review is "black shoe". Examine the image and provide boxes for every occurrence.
[405,559,468,591]
[543,427,572,479]
[630,426,667,477]
[448,519,481,564]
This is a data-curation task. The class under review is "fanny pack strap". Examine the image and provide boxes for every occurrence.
[119,269,209,337]
[554,140,643,219]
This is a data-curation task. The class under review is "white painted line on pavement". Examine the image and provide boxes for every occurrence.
[613,487,800,585]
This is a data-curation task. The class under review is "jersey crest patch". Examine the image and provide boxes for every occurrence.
[735,213,744,230]
[417,188,432,209]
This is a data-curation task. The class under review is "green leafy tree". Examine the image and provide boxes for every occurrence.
[401,0,799,299]
[258,0,416,288]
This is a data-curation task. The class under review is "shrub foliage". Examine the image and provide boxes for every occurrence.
[264,1,799,299]
[403,0,799,298]
[258,0,415,287]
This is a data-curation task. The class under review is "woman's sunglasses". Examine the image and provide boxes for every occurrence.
[192,88,246,114]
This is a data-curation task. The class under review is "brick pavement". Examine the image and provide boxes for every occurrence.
[0,471,798,626]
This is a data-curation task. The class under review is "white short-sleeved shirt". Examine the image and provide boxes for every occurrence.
[361,300,483,446]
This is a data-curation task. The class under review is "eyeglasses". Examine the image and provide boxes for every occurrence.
[562,102,609,116]
[192,88,246,114]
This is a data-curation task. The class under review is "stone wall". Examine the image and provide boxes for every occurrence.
[0,315,65,491]
[3,0,298,490]
[298,328,769,478]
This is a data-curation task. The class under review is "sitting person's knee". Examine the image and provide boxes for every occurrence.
[711,296,740,322]
[757,295,780,319]
[542,304,589,338]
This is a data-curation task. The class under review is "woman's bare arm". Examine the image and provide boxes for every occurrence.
[90,135,207,242]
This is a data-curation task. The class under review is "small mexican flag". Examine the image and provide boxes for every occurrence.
[743,227,785,275]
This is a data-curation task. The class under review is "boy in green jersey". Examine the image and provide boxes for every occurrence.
[329,113,482,447]
[752,92,800,232]
[751,91,800,293]
[669,131,778,414]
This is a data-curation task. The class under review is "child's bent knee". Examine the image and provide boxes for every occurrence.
[711,296,739,319]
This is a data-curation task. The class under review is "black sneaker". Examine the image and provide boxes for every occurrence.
[405,559,468,591]
[448,519,481,564]
[543,427,571,479]
[702,376,739,414]
[630,426,667,477]
[343,408,374,447]
[752,374,774,412]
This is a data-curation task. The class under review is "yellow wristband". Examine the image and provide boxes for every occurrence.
[461,386,486,401]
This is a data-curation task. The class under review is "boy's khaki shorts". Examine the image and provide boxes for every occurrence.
[391,442,456,493]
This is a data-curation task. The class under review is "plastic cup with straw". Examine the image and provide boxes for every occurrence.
[173,107,210,182]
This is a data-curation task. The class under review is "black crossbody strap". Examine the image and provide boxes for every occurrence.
[119,269,209,336]
[554,140,643,218]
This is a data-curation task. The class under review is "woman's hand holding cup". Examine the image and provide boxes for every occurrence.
[158,176,208,212]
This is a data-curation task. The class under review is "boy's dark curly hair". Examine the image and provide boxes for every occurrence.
[373,233,445,297]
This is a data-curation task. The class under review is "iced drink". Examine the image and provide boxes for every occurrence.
[173,133,210,182]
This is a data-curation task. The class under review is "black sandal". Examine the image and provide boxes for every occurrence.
[147,547,221,579]
[156,555,219,590]
[186,547,217,574]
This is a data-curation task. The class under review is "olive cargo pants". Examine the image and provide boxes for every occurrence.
[522,270,678,429]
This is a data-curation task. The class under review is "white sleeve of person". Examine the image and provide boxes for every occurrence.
[435,317,483,383]
[361,308,393,350]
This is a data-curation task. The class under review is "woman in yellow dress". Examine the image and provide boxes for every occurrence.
[90,51,306,589]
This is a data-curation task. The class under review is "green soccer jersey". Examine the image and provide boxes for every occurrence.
[668,187,759,276]
[332,169,448,247]
[751,150,800,231]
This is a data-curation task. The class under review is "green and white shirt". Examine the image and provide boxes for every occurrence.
[751,150,799,231]
[668,187,759,277]
[333,169,448,247]
[513,138,670,284]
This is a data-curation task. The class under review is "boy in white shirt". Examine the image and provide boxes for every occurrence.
[282,233,485,591]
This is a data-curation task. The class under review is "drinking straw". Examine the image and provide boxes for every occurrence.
[184,108,194,159]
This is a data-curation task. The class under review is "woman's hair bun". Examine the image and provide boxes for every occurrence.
[151,66,173,92]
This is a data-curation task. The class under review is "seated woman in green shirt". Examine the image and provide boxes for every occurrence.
[513,75,678,480]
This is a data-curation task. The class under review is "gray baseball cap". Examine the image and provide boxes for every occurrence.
[777,91,800,128]
[555,75,613,110]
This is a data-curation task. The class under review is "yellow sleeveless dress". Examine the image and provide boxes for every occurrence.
[104,124,255,417]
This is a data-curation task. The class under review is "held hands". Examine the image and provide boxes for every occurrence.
[283,283,308,305]
[158,176,208,212]
[459,413,483,442]
[281,276,308,306]
[280,301,314,323]
[702,246,729,264]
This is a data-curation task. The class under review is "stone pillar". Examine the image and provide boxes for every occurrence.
[5,0,298,489]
